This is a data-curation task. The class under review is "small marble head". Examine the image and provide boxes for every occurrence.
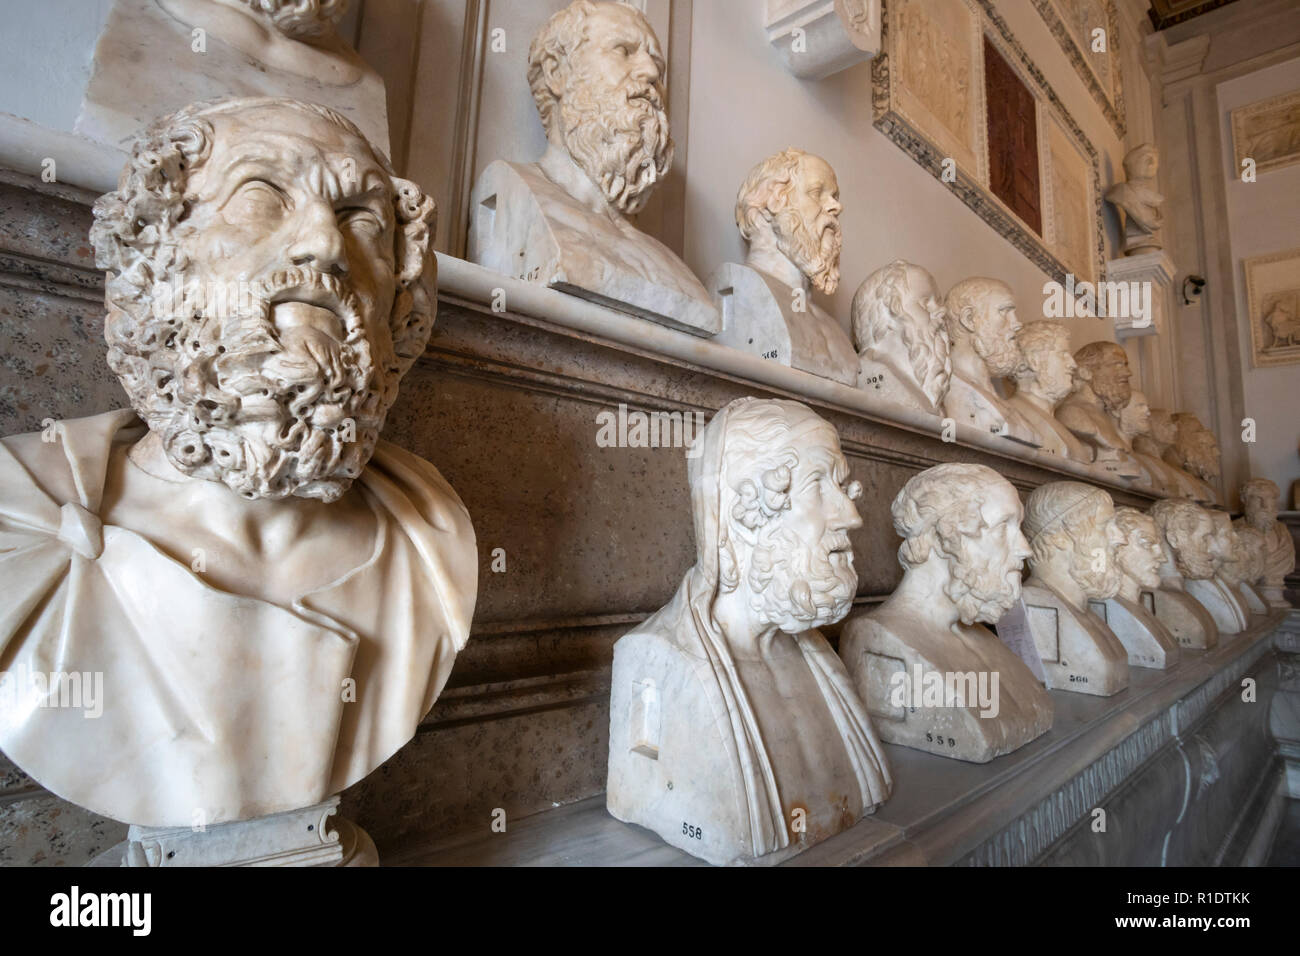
[1118,389,1152,442]
[528,0,672,215]
[944,277,1023,377]
[1172,412,1221,481]
[735,148,842,295]
[1241,477,1281,528]
[238,0,349,41]
[1073,341,1133,417]
[1227,523,1266,586]
[1122,143,1159,181]
[1013,320,1077,406]
[1147,406,1177,447]
[1111,506,1163,593]
[1150,498,1217,580]
[90,96,437,503]
[700,398,864,634]
[892,463,1031,625]
[851,260,952,407]
[1023,482,1123,600]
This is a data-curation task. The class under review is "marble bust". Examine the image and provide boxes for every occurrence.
[850,260,952,415]
[1147,498,1222,648]
[606,397,891,866]
[1090,507,1180,669]
[1056,341,1143,481]
[77,0,389,155]
[1020,482,1129,696]
[839,464,1052,763]
[1221,522,1270,615]
[1134,405,1206,499]
[708,149,855,384]
[1006,320,1090,461]
[1117,390,1183,495]
[1164,413,1221,505]
[469,0,719,335]
[0,97,477,828]
[1105,144,1164,256]
[1236,477,1296,607]
[942,277,1040,445]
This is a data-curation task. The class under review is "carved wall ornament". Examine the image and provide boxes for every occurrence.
[1031,0,1125,138]
[1243,246,1300,369]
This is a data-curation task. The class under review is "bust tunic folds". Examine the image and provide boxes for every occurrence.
[0,410,476,827]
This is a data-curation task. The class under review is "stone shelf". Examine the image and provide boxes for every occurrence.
[391,611,1291,866]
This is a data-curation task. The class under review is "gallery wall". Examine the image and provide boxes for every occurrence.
[1217,56,1300,498]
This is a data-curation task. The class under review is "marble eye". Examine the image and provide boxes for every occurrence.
[338,207,384,238]
[227,180,287,222]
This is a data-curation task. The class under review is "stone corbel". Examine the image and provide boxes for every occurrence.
[1106,249,1176,339]
[765,0,880,80]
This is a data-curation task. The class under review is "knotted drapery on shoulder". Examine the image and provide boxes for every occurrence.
[0,411,476,827]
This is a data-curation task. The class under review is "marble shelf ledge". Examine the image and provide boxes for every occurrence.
[437,255,1168,501]
[389,609,1291,867]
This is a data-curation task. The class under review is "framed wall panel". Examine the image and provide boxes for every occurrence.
[1032,0,1126,138]
[1244,247,1300,369]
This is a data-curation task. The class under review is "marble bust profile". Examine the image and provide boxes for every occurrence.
[1056,341,1143,481]
[1105,144,1164,256]
[606,397,891,866]
[1134,405,1205,499]
[1236,478,1295,607]
[1164,412,1221,505]
[1091,507,1180,669]
[0,97,477,828]
[78,0,389,155]
[1117,390,1184,495]
[1020,482,1130,696]
[1006,320,1089,461]
[850,260,952,415]
[1221,522,1270,615]
[1147,498,1222,648]
[942,277,1040,446]
[469,0,719,335]
[839,463,1052,763]
[709,148,855,384]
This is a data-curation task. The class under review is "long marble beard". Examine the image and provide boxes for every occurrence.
[1172,542,1216,580]
[974,328,1021,378]
[557,79,673,215]
[143,266,384,502]
[902,310,952,408]
[773,207,841,296]
[946,541,1022,626]
[746,526,857,633]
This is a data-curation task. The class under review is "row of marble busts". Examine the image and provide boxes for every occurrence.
[461,2,1218,504]
[606,396,1294,865]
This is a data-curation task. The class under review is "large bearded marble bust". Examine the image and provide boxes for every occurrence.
[942,277,1040,446]
[1006,320,1089,462]
[1236,478,1296,607]
[0,97,477,828]
[709,149,856,385]
[606,398,891,865]
[851,260,952,415]
[839,463,1052,763]
[1020,482,1129,696]
[1056,341,1142,481]
[469,0,718,335]
[1147,498,1222,648]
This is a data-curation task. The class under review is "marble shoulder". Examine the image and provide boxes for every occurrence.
[0,409,142,510]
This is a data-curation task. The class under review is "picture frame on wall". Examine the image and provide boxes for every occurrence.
[871,0,1104,288]
[1031,0,1126,139]
[1230,89,1300,177]
[1243,247,1300,369]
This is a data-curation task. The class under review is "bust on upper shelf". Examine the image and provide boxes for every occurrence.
[1056,341,1143,482]
[469,0,719,335]
[708,148,856,384]
[1106,143,1164,257]
[1006,320,1090,462]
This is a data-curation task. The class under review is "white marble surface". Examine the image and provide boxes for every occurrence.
[1095,507,1180,669]
[851,260,951,415]
[840,464,1052,763]
[1057,342,1143,482]
[606,398,890,865]
[0,98,476,828]
[1105,144,1164,257]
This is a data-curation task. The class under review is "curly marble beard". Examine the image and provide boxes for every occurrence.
[773,206,841,296]
[745,525,857,633]
[127,265,385,502]
[240,0,348,40]
[1067,533,1122,599]
[557,75,673,215]
[974,326,1021,378]
[1171,539,1216,580]
[945,536,1023,626]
